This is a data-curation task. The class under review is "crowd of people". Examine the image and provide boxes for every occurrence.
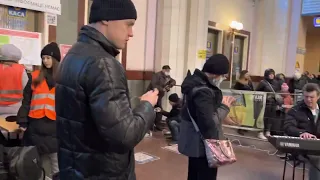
[233,69,320,140]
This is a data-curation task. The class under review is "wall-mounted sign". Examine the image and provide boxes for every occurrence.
[197,50,207,60]
[8,7,26,18]
[207,41,212,50]
[314,17,320,27]
[302,0,320,16]
[295,61,300,69]
[60,44,72,61]
[0,0,61,15]
[46,13,57,26]
[234,47,239,54]
[296,47,306,55]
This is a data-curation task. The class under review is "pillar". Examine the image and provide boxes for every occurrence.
[185,0,210,72]
[250,0,300,76]
[155,0,188,110]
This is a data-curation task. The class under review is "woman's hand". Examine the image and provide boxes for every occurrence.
[222,96,236,108]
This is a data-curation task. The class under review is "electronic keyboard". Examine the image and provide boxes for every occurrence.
[268,135,320,156]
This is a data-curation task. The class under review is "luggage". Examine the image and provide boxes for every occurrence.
[2,145,43,180]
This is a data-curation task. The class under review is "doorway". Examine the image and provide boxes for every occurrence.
[206,29,220,60]
[232,35,246,85]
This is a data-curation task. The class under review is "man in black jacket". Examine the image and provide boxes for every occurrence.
[284,83,320,180]
[156,93,182,143]
[55,0,158,179]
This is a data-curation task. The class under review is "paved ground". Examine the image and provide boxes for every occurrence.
[135,132,307,180]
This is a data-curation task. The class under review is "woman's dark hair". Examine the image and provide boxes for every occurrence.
[33,57,59,87]
[239,70,249,79]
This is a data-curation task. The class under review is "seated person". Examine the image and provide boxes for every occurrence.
[156,93,182,144]
[283,83,320,180]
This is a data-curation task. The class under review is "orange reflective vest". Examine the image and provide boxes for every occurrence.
[28,70,56,120]
[0,63,24,105]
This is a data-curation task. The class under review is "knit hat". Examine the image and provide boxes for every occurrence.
[0,44,22,62]
[202,54,230,75]
[169,93,179,103]
[41,42,61,62]
[89,0,137,23]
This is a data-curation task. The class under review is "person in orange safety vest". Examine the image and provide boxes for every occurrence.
[17,42,61,178]
[0,44,28,119]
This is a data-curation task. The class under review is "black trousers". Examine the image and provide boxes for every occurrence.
[263,103,277,133]
[188,157,217,180]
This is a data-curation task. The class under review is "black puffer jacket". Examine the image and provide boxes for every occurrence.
[55,26,156,180]
[284,101,320,138]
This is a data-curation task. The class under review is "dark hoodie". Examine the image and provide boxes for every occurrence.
[256,69,280,104]
[275,73,286,86]
[256,69,280,93]
[161,100,182,120]
[178,69,230,157]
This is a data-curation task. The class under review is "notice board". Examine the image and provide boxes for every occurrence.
[0,28,42,65]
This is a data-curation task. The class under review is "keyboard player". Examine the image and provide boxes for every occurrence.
[283,83,320,180]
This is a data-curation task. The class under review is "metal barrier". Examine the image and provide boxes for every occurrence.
[221,89,303,135]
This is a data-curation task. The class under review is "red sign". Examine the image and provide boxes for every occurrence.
[60,44,72,61]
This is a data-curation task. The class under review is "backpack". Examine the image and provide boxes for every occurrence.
[4,146,43,180]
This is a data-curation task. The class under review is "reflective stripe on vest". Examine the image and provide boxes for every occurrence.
[28,70,56,120]
[0,63,24,105]
[30,93,55,111]
[0,90,23,102]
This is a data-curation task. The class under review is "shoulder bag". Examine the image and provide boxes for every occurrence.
[186,87,236,168]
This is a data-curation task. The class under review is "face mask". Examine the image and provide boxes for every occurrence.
[165,72,170,76]
[212,76,225,88]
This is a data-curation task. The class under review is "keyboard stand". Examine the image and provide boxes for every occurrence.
[282,153,306,180]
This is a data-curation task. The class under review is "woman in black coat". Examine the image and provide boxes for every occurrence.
[256,69,281,139]
[17,42,61,178]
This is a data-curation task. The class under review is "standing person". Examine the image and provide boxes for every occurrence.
[17,42,61,178]
[0,44,28,119]
[55,0,158,179]
[0,44,28,145]
[146,65,176,131]
[233,70,253,91]
[256,68,280,139]
[178,54,235,180]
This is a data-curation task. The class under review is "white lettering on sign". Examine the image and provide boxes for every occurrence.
[0,0,61,15]
[254,95,263,101]
[8,10,25,17]
[279,142,300,148]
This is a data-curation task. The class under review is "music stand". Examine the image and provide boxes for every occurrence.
[282,153,306,180]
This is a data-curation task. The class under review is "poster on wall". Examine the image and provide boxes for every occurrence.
[60,44,72,61]
[0,28,41,65]
[222,89,267,129]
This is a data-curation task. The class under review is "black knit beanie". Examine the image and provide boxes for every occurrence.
[169,93,179,103]
[89,0,137,23]
[41,42,61,62]
[202,54,229,75]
